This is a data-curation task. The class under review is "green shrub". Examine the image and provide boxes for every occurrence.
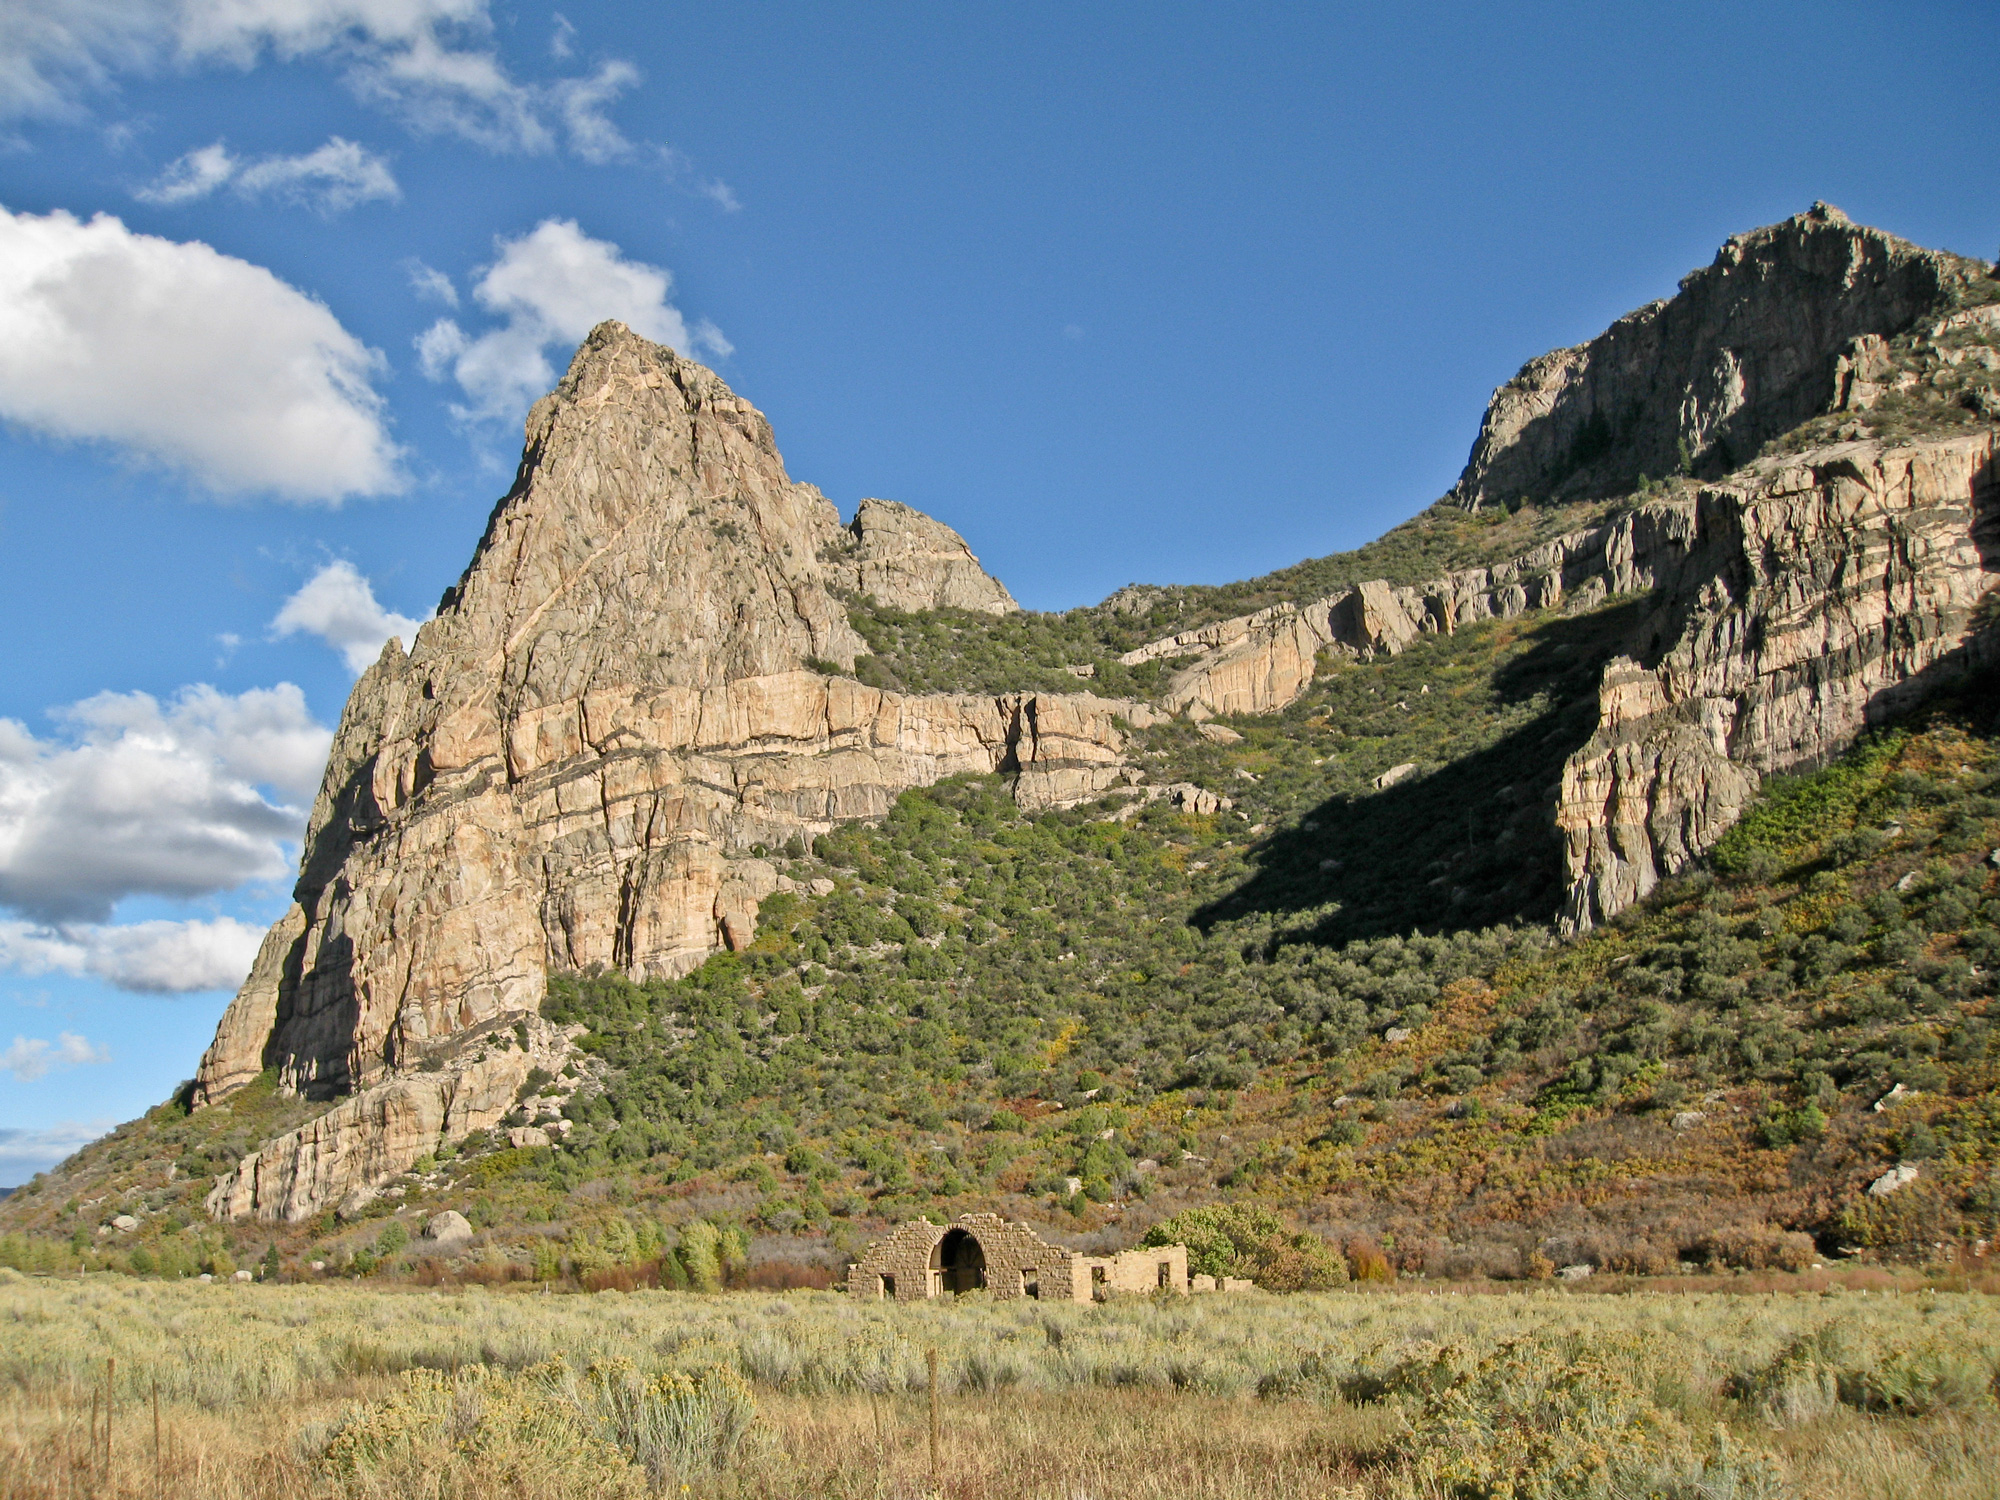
[1143,1204,1348,1289]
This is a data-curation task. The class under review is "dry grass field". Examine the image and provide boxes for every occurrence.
[3,1269,1998,1499]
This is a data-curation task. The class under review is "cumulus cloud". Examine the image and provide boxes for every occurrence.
[1,0,642,160]
[273,559,427,672]
[0,204,400,500]
[0,1120,113,1186]
[0,915,264,994]
[139,136,400,213]
[0,1030,110,1082]
[0,683,330,924]
[418,218,730,420]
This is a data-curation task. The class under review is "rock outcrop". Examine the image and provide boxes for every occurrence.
[205,1014,576,1223]
[1451,204,1976,510]
[194,325,1139,1206]
[842,497,1019,614]
[1557,430,1998,928]
[189,212,2000,1223]
[1120,503,1699,718]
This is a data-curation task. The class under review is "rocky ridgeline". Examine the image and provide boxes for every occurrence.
[1118,502,1699,719]
[194,324,1150,1218]
[194,208,1999,1222]
[1450,202,1970,509]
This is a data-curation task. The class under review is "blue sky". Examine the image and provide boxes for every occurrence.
[1,0,1996,1184]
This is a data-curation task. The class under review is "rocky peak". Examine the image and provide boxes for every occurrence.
[1451,204,1984,510]
[189,324,1142,1219]
[841,497,1019,614]
[431,319,866,702]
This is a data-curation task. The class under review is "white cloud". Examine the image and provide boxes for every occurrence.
[0,683,330,924]
[550,59,637,165]
[0,916,264,994]
[0,1120,114,1186]
[139,136,400,213]
[134,139,235,202]
[418,218,729,420]
[655,145,741,214]
[1,0,642,161]
[0,1030,109,1081]
[0,204,400,500]
[274,559,426,672]
[405,257,457,306]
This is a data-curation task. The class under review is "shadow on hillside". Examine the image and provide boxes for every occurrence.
[1196,601,1647,948]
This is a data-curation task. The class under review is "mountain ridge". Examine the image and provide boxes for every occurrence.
[4,205,1998,1283]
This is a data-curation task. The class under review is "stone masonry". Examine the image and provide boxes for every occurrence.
[845,1213,1193,1302]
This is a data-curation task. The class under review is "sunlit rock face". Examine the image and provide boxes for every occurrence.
[192,324,1135,1130]
[1557,431,1998,929]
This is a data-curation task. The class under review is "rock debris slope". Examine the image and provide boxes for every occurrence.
[189,207,2000,1222]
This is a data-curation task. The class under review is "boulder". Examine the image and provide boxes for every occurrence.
[422,1210,474,1250]
[1868,1165,1920,1197]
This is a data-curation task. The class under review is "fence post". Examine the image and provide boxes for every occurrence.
[105,1357,115,1476]
[154,1376,163,1498]
[927,1346,941,1495]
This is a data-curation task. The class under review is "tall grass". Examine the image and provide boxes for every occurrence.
[3,1273,1996,1498]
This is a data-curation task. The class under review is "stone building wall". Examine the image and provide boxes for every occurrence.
[1075,1244,1189,1296]
[844,1213,1191,1302]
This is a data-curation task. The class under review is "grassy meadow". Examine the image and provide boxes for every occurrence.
[4,1269,1999,1499]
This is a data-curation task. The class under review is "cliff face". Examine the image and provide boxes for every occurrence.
[1119,504,1699,719]
[193,325,1138,1133]
[189,210,2000,1224]
[843,497,1020,614]
[1451,204,1963,510]
[1557,430,1998,928]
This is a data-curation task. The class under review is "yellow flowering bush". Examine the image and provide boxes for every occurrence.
[1397,1339,1787,1500]
[317,1360,644,1498]
[315,1354,758,1495]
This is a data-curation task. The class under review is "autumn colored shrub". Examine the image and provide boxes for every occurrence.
[1346,1236,1394,1283]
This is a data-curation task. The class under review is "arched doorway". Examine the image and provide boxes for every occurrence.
[930,1228,986,1294]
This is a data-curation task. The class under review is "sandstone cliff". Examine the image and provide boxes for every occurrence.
[1557,430,1998,928]
[205,1014,577,1223]
[843,497,1020,614]
[1451,204,1976,510]
[193,324,1150,1217]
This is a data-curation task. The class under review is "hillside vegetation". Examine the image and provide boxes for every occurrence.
[841,496,1619,697]
[6,234,1998,1301]
[12,618,1998,1288]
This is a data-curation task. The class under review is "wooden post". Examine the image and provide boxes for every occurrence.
[927,1347,940,1495]
[870,1389,886,1498]
[153,1377,163,1498]
[105,1357,115,1476]
[90,1389,99,1474]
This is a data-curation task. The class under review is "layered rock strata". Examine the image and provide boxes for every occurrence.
[194,324,1140,1143]
[1121,503,1699,719]
[1450,203,1983,509]
[206,1015,577,1223]
[1557,430,1999,927]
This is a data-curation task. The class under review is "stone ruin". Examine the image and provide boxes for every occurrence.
[845,1212,1239,1302]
